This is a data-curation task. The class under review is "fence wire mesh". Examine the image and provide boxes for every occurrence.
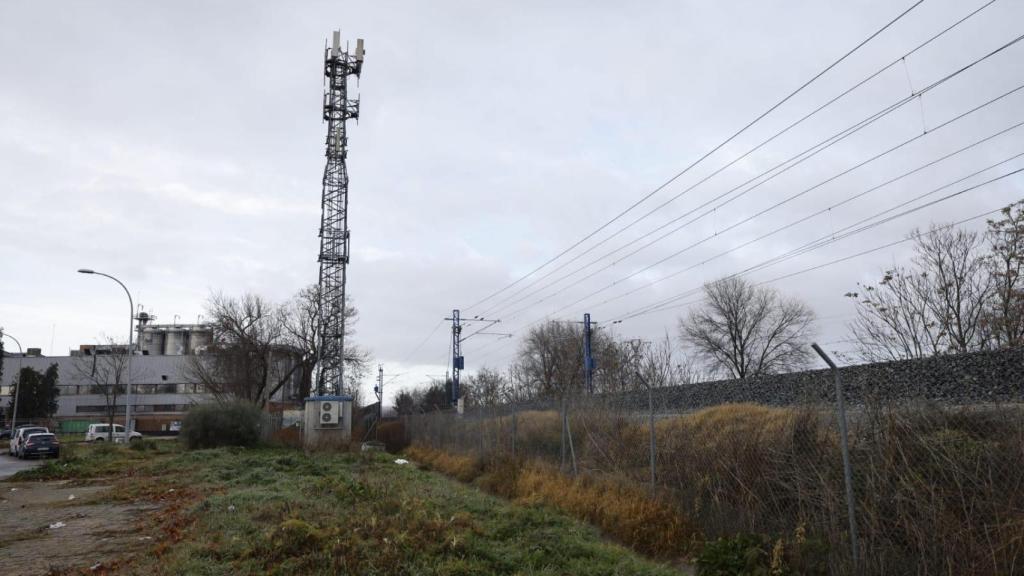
[406,347,1024,575]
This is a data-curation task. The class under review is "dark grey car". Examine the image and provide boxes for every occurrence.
[21,433,60,459]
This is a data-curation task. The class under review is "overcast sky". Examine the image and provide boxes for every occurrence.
[2,0,1022,402]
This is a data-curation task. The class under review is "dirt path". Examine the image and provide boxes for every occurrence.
[0,480,160,575]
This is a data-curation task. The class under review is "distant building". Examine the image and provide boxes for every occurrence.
[2,322,304,433]
[2,354,209,433]
[136,322,212,356]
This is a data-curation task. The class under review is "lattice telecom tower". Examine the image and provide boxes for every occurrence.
[317,31,364,395]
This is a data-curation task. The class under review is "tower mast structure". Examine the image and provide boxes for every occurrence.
[449,310,463,405]
[317,30,365,395]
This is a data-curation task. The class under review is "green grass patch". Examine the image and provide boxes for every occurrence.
[11,443,680,575]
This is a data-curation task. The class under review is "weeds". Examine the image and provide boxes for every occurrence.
[9,444,677,575]
[406,444,699,558]
[410,401,1024,575]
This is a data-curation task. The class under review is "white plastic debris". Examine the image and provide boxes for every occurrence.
[227,505,236,512]
[49,521,66,529]
[394,459,409,465]
[68,494,76,501]
[90,562,103,571]
[167,488,175,493]
[9,488,17,492]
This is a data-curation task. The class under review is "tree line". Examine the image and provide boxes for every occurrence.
[185,284,371,408]
[395,202,1024,411]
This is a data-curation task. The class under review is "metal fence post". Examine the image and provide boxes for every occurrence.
[560,395,567,471]
[648,382,656,495]
[566,396,578,476]
[812,343,860,571]
[511,399,518,458]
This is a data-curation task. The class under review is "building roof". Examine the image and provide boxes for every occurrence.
[0,355,196,388]
[304,394,354,402]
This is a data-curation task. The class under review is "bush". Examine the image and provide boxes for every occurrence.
[377,420,408,452]
[695,532,828,576]
[130,438,159,451]
[180,401,263,450]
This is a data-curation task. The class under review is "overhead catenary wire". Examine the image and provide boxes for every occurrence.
[395,318,445,367]
[470,168,1024,368]
[599,144,1024,315]
[498,68,1024,324]
[476,0,998,319]
[462,0,926,314]
[461,6,1024,370]
[479,203,1017,367]
[484,25,1024,323]
[613,171,1024,323]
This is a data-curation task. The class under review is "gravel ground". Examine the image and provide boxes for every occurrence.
[0,480,159,575]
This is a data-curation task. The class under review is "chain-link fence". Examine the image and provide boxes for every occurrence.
[407,348,1024,575]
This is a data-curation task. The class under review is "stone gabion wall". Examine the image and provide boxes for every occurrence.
[651,347,1024,411]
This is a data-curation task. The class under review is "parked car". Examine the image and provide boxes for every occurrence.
[20,432,60,459]
[9,426,49,457]
[85,423,143,443]
[0,428,11,441]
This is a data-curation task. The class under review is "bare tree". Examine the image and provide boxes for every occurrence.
[188,288,370,408]
[466,367,505,407]
[393,389,417,415]
[848,224,991,361]
[187,292,298,408]
[913,225,991,352]
[635,335,688,390]
[73,340,137,439]
[984,202,1024,347]
[846,270,940,362]
[516,321,581,398]
[278,284,369,399]
[680,277,815,379]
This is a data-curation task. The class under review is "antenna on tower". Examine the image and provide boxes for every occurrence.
[315,30,365,396]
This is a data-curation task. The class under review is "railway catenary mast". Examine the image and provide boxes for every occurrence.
[316,30,364,395]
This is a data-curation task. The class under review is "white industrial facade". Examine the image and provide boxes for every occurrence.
[1,355,212,433]
[2,353,304,433]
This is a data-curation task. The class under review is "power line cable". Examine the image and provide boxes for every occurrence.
[473,166,1023,367]
[477,0,998,318]
[501,72,1024,322]
[615,172,1024,322]
[463,1,926,314]
[396,318,444,366]
[604,144,1024,315]
[466,7,1021,366]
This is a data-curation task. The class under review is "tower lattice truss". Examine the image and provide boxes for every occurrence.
[317,31,364,395]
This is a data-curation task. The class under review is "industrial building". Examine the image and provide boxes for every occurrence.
[2,322,304,433]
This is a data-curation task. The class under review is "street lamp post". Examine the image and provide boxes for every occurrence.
[78,269,135,438]
[1,330,24,434]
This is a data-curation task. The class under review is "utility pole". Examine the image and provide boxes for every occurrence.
[447,310,463,406]
[443,311,508,408]
[583,313,595,394]
[316,30,365,396]
[374,363,383,440]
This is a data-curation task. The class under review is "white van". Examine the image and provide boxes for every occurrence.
[85,423,143,443]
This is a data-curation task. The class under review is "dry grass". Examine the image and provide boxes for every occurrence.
[405,444,482,482]
[411,400,1024,575]
[405,444,699,558]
